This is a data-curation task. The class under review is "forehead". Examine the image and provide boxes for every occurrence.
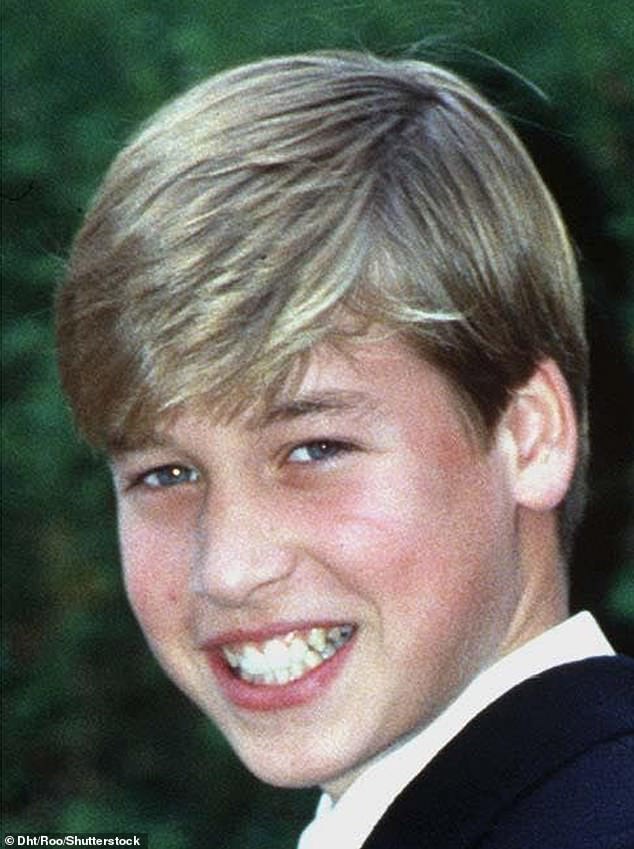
[115,334,479,455]
[262,334,479,437]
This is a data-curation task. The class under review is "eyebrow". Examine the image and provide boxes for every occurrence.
[107,390,376,455]
[260,390,375,426]
[107,432,176,457]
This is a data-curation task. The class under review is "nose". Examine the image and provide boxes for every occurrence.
[191,484,298,606]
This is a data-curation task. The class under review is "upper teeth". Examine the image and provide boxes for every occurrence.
[222,625,354,685]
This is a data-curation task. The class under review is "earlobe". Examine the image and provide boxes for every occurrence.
[500,360,578,512]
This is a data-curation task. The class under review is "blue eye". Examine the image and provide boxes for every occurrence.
[287,441,349,464]
[141,465,200,488]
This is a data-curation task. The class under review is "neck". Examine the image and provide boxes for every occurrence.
[501,508,569,658]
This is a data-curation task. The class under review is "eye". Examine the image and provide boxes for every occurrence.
[139,465,200,489]
[287,440,352,464]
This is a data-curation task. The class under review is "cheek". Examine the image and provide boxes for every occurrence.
[118,510,189,640]
[313,450,516,619]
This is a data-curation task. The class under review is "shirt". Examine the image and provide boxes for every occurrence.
[296,612,615,849]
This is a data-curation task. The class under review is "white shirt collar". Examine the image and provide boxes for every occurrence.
[297,612,614,849]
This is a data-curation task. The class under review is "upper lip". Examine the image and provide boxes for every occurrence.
[199,619,355,650]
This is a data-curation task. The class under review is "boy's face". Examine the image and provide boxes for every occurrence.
[112,334,528,795]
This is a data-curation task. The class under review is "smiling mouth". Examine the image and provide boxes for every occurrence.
[221,625,355,686]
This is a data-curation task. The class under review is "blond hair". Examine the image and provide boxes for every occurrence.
[57,51,588,544]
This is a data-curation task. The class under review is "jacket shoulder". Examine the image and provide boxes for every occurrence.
[363,656,634,849]
[479,731,634,849]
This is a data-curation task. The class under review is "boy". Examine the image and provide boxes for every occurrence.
[57,52,633,848]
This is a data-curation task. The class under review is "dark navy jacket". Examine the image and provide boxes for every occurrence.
[362,657,634,849]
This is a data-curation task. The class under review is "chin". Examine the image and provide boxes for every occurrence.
[243,759,333,789]
[232,739,359,790]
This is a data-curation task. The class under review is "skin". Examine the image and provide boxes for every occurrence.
[111,334,574,798]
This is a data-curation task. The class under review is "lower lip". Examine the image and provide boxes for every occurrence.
[205,636,355,712]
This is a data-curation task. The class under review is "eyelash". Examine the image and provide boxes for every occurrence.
[286,439,355,465]
[127,439,356,491]
[135,465,200,490]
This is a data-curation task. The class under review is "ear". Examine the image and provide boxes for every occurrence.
[497,360,578,512]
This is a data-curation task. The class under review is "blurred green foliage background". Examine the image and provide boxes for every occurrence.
[3,1,633,846]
